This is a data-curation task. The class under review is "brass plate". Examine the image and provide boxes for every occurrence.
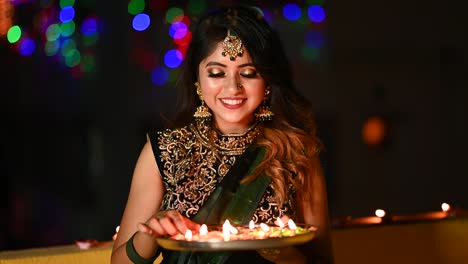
[156,226,316,252]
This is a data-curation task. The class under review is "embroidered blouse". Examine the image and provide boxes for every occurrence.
[148,121,296,225]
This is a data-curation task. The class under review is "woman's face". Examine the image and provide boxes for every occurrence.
[198,42,266,134]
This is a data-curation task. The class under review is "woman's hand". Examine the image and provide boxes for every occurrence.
[137,210,201,238]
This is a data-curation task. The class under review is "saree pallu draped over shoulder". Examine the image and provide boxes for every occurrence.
[161,146,272,264]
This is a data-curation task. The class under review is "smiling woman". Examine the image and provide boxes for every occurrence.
[198,43,266,134]
[111,4,334,264]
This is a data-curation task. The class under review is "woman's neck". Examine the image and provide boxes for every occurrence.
[214,122,258,136]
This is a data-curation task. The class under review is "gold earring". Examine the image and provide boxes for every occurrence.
[193,82,212,121]
[255,87,274,122]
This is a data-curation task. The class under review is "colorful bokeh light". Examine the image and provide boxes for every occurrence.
[44,40,60,56]
[308,5,326,23]
[59,6,75,23]
[132,13,151,31]
[165,7,184,23]
[81,17,98,36]
[81,54,96,73]
[82,33,98,46]
[301,46,320,62]
[59,0,75,8]
[305,30,324,48]
[283,3,302,21]
[60,21,75,37]
[60,38,77,57]
[45,23,61,41]
[64,49,81,67]
[151,66,169,86]
[18,38,36,56]
[164,49,183,68]
[7,25,22,43]
[169,21,188,39]
[173,30,192,47]
[128,0,145,15]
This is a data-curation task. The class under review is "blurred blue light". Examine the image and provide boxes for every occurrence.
[283,3,301,21]
[308,5,326,23]
[169,21,188,39]
[132,13,151,31]
[18,38,36,56]
[81,17,98,36]
[259,8,273,25]
[59,6,75,23]
[151,66,169,86]
[305,31,324,48]
[164,49,183,68]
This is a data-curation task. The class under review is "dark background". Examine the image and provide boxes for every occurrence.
[1,0,467,250]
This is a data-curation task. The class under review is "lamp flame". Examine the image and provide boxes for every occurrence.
[260,223,270,232]
[223,219,231,241]
[277,217,285,228]
[200,224,208,236]
[375,209,386,218]
[441,203,451,212]
[185,230,193,241]
[287,219,297,230]
[249,220,255,230]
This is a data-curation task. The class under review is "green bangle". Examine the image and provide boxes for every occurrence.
[126,232,158,264]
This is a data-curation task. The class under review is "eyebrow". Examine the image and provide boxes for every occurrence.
[205,61,255,68]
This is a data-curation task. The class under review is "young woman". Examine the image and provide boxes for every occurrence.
[111,5,334,264]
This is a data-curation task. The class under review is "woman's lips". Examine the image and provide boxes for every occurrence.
[220,98,245,109]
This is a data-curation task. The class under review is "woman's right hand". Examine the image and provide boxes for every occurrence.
[136,210,201,238]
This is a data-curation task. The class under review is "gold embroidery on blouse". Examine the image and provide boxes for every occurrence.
[155,121,295,222]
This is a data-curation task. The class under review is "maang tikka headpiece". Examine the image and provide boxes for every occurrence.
[222,29,243,61]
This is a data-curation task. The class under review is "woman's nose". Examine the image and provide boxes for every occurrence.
[225,75,242,92]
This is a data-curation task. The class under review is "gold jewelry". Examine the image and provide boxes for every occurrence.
[255,87,274,121]
[193,82,212,121]
[222,29,243,61]
[237,83,243,89]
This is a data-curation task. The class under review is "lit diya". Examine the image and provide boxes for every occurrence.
[156,218,317,251]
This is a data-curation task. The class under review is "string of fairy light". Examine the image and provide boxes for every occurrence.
[1,0,98,78]
[126,0,327,87]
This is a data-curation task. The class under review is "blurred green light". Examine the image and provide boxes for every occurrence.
[7,26,21,43]
[168,68,178,83]
[82,33,99,46]
[44,40,60,56]
[59,0,75,8]
[61,39,77,57]
[81,54,96,73]
[297,14,310,25]
[301,46,320,61]
[165,7,184,23]
[60,21,76,37]
[46,24,62,41]
[187,0,206,15]
[128,0,145,15]
[65,49,81,67]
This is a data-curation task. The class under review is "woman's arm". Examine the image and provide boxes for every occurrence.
[111,139,164,264]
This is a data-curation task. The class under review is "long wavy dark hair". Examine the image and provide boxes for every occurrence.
[171,5,323,210]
